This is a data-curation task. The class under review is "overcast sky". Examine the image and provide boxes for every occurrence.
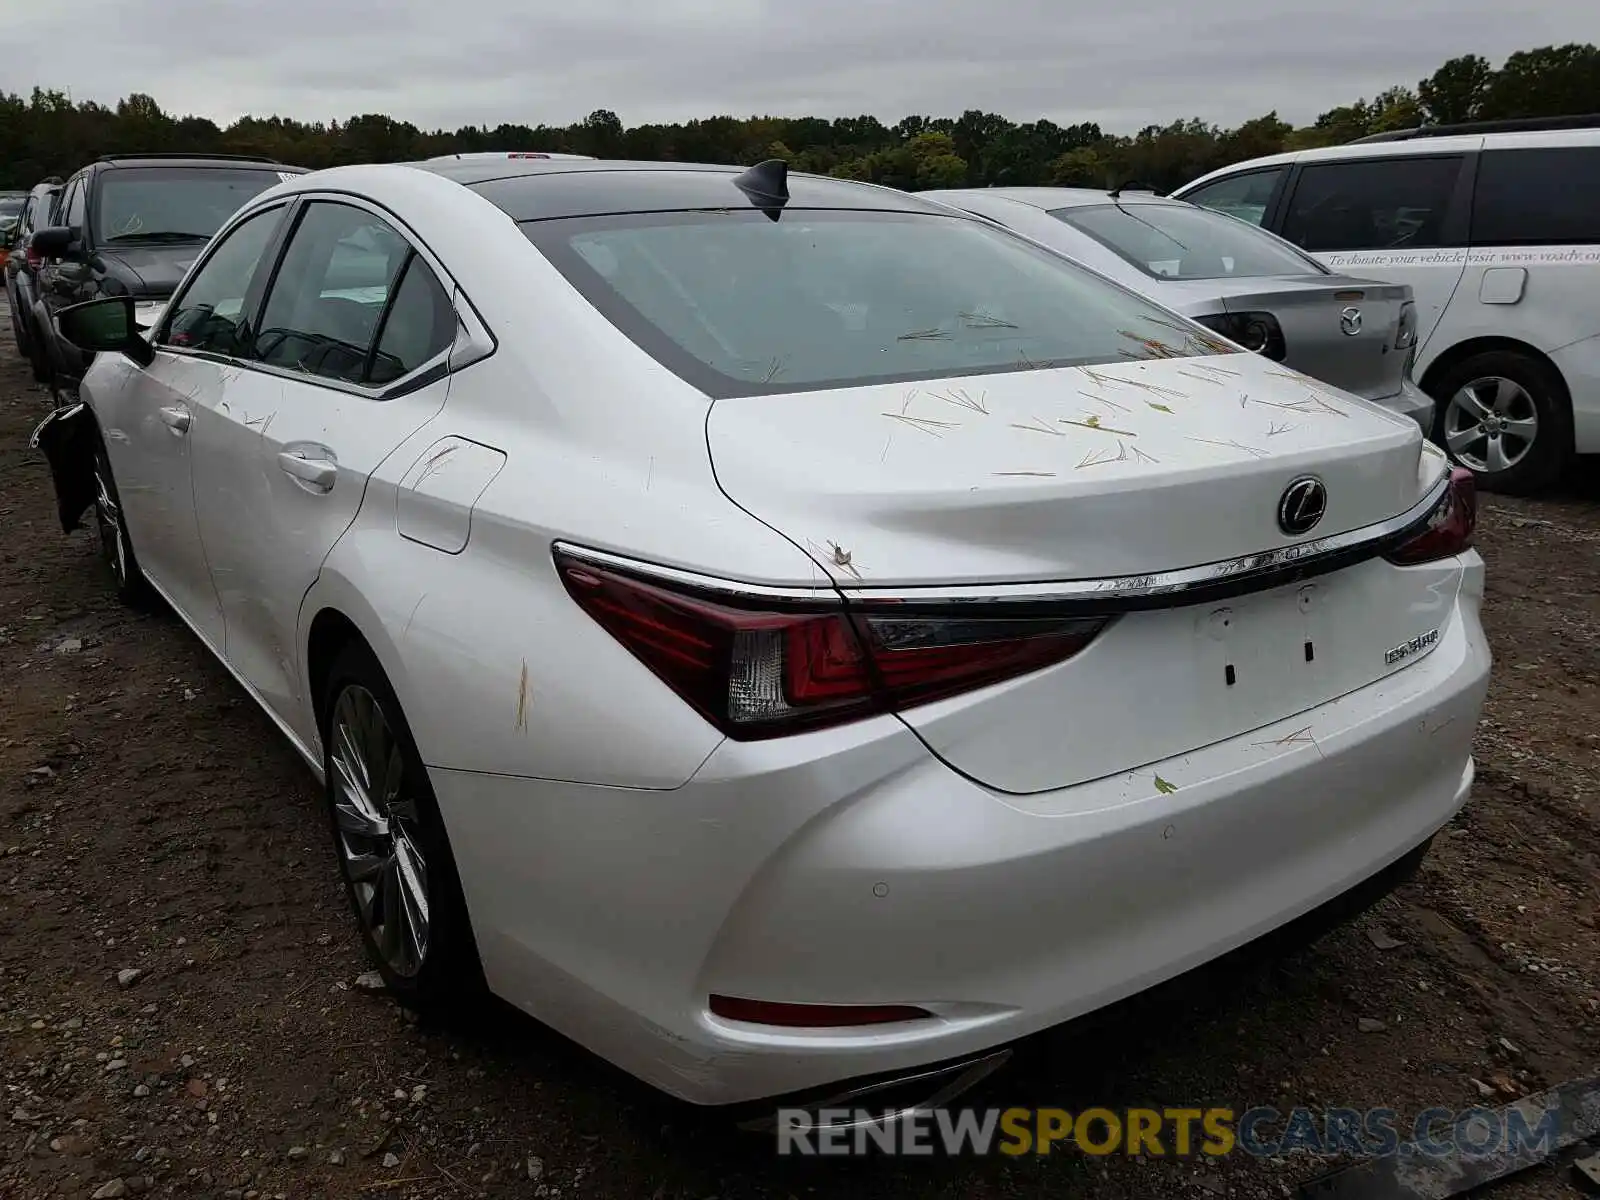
[5,0,1596,134]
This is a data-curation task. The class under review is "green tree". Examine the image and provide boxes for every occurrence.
[1419,54,1495,125]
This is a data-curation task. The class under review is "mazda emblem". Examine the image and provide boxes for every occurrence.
[1278,476,1328,536]
[1339,307,1362,337]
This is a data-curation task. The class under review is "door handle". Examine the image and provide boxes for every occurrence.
[158,406,191,434]
[277,450,337,491]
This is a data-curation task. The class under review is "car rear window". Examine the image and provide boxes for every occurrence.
[94,167,286,245]
[1053,202,1325,281]
[519,209,1234,398]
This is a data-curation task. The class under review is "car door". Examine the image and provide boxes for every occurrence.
[1274,154,1472,352]
[103,203,293,648]
[188,197,459,742]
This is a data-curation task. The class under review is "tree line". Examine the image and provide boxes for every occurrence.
[2,43,1597,195]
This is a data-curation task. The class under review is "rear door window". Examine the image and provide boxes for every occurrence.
[1179,168,1286,227]
[253,201,413,384]
[1281,157,1464,252]
[1470,146,1600,246]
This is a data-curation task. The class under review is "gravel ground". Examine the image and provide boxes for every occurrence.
[2,320,1598,1200]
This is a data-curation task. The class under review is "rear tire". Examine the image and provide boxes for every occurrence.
[320,640,485,1017]
[1428,350,1572,496]
[91,437,153,607]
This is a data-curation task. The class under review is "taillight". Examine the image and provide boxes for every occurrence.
[25,244,42,270]
[1395,300,1418,351]
[554,550,1109,739]
[1192,311,1287,361]
[1385,468,1477,566]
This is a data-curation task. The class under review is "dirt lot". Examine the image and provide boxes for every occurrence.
[2,322,1598,1200]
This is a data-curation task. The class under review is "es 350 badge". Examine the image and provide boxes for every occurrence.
[1385,628,1440,666]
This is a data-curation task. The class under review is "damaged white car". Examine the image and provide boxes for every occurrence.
[33,156,1489,1118]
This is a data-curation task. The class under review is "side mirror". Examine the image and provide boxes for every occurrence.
[55,296,154,367]
[29,226,77,260]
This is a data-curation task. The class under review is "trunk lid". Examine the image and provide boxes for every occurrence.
[707,352,1426,589]
[1221,274,1410,401]
[707,352,1451,794]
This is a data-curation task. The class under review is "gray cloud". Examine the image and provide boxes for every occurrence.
[5,0,1596,133]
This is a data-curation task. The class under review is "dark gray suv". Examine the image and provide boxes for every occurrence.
[28,153,306,392]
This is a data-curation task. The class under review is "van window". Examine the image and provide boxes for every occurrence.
[1281,157,1463,253]
[1180,168,1286,227]
[1470,146,1600,247]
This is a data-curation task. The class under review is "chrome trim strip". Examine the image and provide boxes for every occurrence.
[846,467,1452,608]
[552,542,843,604]
[553,468,1451,612]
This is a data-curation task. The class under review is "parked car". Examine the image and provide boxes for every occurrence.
[33,157,1489,1116]
[26,153,306,393]
[1172,114,1600,494]
[423,150,596,161]
[920,186,1433,431]
[0,189,26,238]
[4,178,63,377]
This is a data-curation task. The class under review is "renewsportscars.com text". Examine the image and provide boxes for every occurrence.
[774,1105,1559,1159]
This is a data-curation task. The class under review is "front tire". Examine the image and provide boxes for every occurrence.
[1429,350,1573,496]
[91,438,152,607]
[321,640,484,1015]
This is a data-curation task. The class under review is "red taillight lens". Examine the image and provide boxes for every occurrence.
[1385,468,1477,566]
[709,995,933,1027]
[554,551,1108,739]
[25,245,42,270]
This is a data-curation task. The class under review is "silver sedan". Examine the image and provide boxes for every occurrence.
[920,186,1434,430]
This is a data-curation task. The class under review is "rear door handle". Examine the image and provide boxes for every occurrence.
[277,450,337,491]
[158,406,191,434]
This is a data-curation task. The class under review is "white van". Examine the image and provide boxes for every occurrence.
[1173,116,1600,494]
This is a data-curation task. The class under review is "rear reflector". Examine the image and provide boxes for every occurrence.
[709,995,934,1027]
[555,551,1108,739]
[1385,467,1477,565]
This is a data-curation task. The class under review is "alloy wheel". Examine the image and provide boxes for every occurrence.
[92,457,129,588]
[329,684,431,978]
[1442,375,1538,474]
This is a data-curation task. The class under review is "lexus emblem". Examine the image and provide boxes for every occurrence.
[1278,476,1328,536]
[1339,306,1363,336]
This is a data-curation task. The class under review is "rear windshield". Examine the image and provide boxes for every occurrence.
[520,209,1234,398]
[94,167,286,245]
[1051,202,1325,281]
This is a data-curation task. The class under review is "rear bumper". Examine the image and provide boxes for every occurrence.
[431,554,1490,1106]
[1369,376,1434,432]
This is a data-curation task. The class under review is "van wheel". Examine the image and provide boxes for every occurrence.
[1429,350,1572,496]
[321,640,485,1017]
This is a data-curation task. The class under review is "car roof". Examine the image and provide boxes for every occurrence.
[923,186,1184,211]
[416,158,958,221]
[91,155,307,173]
[1178,125,1600,194]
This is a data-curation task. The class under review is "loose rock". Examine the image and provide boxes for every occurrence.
[115,969,142,989]
[92,1181,128,1199]
[1357,1017,1387,1033]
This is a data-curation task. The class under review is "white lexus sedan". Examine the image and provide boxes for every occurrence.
[33,156,1489,1116]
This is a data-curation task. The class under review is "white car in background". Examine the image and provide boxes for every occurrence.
[920,186,1435,432]
[34,156,1489,1117]
[1174,116,1600,494]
